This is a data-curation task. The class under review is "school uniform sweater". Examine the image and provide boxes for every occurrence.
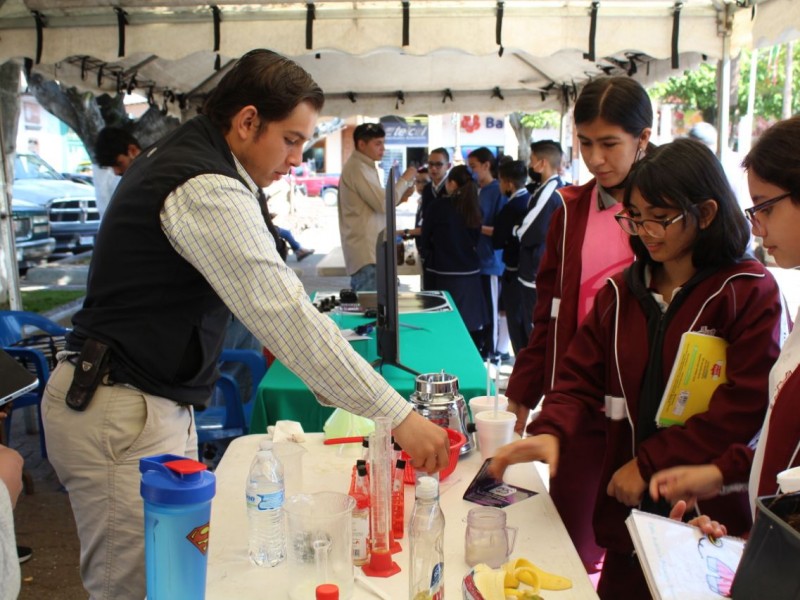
[532,259,782,551]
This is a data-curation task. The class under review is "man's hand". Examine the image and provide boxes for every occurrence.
[400,166,417,182]
[0,444,24,508]
[649,464,724,508]
[606,458,646,507]
[506,399,530,435]
[487,434,559,481]
[393,411,450,474]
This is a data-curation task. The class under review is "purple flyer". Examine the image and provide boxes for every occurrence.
[463,458,538,507]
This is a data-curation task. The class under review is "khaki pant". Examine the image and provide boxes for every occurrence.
[42,360,197,600]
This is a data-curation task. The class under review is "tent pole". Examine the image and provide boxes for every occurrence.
[717,5,732,157]
[0,120,22,310]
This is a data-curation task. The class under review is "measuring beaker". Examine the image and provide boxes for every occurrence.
[284,492,356,600]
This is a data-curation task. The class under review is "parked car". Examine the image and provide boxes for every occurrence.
[12,153,100,253]
[11,197,56,271]
[293,165,339,206]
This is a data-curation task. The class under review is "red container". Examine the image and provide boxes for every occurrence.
[402,427,466,484]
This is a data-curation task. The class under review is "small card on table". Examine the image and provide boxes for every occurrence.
[463,458,538,507]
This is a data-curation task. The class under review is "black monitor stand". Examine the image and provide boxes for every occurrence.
[373,165,419,377]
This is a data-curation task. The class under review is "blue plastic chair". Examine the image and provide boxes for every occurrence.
[0,310,68,459]
[195,349,268,457]
[217,349,267,428]
[0,310,69,347]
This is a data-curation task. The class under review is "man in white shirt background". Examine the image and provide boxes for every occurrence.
[338,123,416,291]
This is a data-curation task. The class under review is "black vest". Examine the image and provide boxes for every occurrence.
[69,116,257,407]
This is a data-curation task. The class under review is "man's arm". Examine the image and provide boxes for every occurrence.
[351,163,414,214]
[161,174,449,470]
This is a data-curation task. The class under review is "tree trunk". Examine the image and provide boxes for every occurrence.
[783,42,794,120]
[508,112,533,164]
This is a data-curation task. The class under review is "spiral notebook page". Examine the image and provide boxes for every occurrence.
[626,509,745,600]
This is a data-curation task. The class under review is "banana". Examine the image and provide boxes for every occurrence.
[503,558,572,591]
[504,588,544,599]
[472,564,508,600]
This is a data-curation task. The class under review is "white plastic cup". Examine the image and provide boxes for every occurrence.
[469,394,509,418]
[474,411,516,460]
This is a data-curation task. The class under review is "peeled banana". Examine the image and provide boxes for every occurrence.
[503,558,573,591]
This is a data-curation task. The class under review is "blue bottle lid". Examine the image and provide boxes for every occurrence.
[140,454,216,505]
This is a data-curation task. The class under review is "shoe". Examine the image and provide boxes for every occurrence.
[296,248,315,262]
[17,546,32,564]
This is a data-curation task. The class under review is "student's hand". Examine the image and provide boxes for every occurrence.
[607,458,647,506]
[0,444,24,508]
[669,501,728,539]
[487,434,559,480]
[506,399,530,435]
[649,464,724,508]
[393,411,450,474]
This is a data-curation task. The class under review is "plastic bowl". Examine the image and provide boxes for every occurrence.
[402,427,466,484]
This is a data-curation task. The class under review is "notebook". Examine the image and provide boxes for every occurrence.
[626,509,745,600]
[0,348,38,407]
[656,332,729,427]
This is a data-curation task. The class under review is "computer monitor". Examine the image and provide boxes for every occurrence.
[374,165,418,376]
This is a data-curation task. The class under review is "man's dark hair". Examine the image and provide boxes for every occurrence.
[624,138,749,269]
[530,140,563,171]
[498,160,527,189]
[95,127,140,168]
[743,116,800,205]
[429,147,450,162]
[353,123,385,145]
[202,49,324,134]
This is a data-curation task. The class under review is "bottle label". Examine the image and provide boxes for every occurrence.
[430,562,444,600]
[352,514,370,560]
[246,490,284,511]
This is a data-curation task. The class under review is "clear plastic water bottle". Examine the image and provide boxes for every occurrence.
[408,476,445,600]
[246,442,286,567]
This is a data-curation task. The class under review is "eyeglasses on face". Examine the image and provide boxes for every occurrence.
[744,192,792,225]
[428,161,446,167]
[615,211,686,238]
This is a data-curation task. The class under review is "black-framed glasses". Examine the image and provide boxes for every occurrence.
[744,192,792,225]
[615,212,686,238]
[428,161,446,167]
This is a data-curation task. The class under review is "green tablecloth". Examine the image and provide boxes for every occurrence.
[250,307,489,433]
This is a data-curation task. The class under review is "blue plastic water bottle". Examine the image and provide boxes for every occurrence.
[140,454,216,600]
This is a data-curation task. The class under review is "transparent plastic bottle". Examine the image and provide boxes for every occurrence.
[408,476,445,600]
[245,443,286,567]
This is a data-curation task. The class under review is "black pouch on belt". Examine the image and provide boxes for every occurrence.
[65,339,111,411]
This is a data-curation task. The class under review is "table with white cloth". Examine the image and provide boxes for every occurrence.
[206,434,598,599]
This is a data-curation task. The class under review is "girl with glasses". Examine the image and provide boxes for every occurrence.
[490,138,783,598]
[504,76,653,574]
[648,116,800,541]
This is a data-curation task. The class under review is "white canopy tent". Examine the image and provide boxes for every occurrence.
[2,0,800,307]
[0,0,768,117]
